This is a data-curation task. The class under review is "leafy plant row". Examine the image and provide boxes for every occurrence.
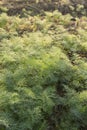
[0,10,87,130]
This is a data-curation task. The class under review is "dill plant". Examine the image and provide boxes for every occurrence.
[0,10,87,130]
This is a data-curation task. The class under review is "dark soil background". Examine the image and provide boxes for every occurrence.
[0,0,87,16]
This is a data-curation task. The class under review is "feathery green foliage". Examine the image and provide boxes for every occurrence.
[0,10,87,130]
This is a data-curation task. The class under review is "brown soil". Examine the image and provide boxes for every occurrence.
[0,0,87,16]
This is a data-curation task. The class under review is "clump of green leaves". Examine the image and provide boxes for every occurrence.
[0,10,87,130]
